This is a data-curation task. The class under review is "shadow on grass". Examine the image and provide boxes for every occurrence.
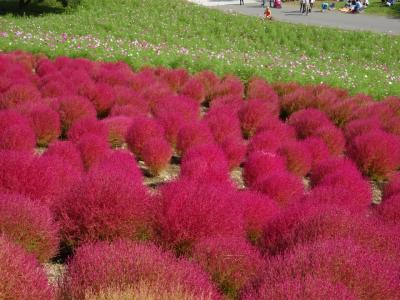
[0,0,75,16]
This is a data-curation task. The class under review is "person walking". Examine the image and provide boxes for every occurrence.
[310,0,315,12]
[270,0,274,7]
[240,0,244,4]
[300,0,305,12]
[262,0,266,7]
[303,0,310,14]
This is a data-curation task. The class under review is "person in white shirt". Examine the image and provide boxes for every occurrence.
[310,0,315,12]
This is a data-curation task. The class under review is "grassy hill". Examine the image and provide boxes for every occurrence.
[0,0,399,98]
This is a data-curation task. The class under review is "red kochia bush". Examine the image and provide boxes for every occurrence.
[344,117,383,140]
[243,151,286,188]
[77,133,110,170]
[347,129,400,180]
[192,236,265,298]
[254,171,304,208]
[57,164,152,248]
[383,172,400,200]
[67,117,108,144]
[89,83,115,117]
[158,180,243,255]
[220,136,247,170]
[44,140,84,173]
[239,100,275,137]
[204,106,242,143]
[244,276,356,300]
[302,137,331,168]
[0,110,35,151]
[140,137,172,176]
[180,143,231,184]
[310,157,360,186]
[247,130,283,154]
[212,74,244,99]
[234,190,280,245]
[312,125,345,156]
[0,193,58,262]
[126,116,165,156]
[61,240,220,300]
[277,141,312,177]
[255,117,296,140]
[160,68,190,92]
[194,70,219,101]
[246,77,279,110]
[179,77,205,103]
[176,121,214,155]
[0,83,41,109]
[288,108,332,139]
[0,236,55,300]
[53,95,96,132]
[262,239,400,300]
[152,95,199,122]
[376,194,400,225]
[102,116,132,148]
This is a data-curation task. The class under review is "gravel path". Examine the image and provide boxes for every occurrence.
[190,0,400,35]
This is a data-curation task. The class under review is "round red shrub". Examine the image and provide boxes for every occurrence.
[254,171,304,207]
[176,121,214,155]
[245,275,356,300]
[310,157,360,186]
[220,136,247,170]
[179,77,205,103]
[44,140,84,173]
[156,111,187,147]
[0,83,41,109]
[243,151,286,188]
[247,130,283,154]
[194,70,219,101]
[277,140,312,177]
[302,137,331,168]
[102,116,132,148]
[0,193,58,262]
[246,77,279,112]
[234,190,280,245]
[180,143,231,184]
[67,117,108,144]
[263,238,400,300]
[0,236,55,300]
[61,240,220,300]
[0,110,35,151]
[56,165,152,248]
[311,125,345,156]
[347,129,400,180]
[327,98,359,127]
[77,133,110,170]
[210,94,243,113]
[288,108,332,139]
[383,172,400,200]
[53,95,96,133]
[239,100,275,138]
[140,137,172,176]
[113,85,149,114]
[152,95,199,123]
[192,236,265,298]
[126,116,165,156]
[110,104,147,118]
[160,68,189,92]
[212,74,244,99]
[205,106,242,143]
[279,86,315,117]
[89,83,115,117]
[255,117,296,140]
[344,117,383,140]
[376,194,400,225]
[158,180,243,255]
[18,103,60,147]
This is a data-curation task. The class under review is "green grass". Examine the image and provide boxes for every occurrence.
[0,0,399,98]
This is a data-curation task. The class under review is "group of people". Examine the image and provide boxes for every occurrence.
[339,0,368,13]
[299,0,316,14]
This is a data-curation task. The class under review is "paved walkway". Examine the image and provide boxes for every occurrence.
[189,0,400,35]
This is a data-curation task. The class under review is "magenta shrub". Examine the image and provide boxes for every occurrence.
[44,140,84,173]
[56,164,152,248]
[156,111,187,147]
[53,95,96,132]
[140,137,172,176]
[310,157,360,186]
[344,117,383,140]
[194,70,219,101]
[102,116,132,148]
[288,108,332,138]
[0,109,35,151]
[277,140,312,177]
[110,103,147,118]
[0,192,58,262]
[179,77,205,103]
[246,77,279,114]
[151,95,199,123]
[279,86,315,116]
[212,74,244,99]
[89,83,115,116]
[219,136,247,170]
[383,172,400,200]
[247,130,283,154]
[77,133,110,170]
[113,85,148,113]
[239,99,274,137]
[0,236,55,300]
[160,68,189,92]
[61,240,220,300]
[0,83,41,109]
[210,94,243,113]
[234,190,280,245]
[376,194,400,225]
[125,116,165,156]
[243,151,286,188]
[192,236,265,298]
[254,171,304,207]
[302,137,331,168]
[255,117,296,140]
[205,106,242,143]
[311,125,345,156]
[176,121,214,155]
[262,239,400,300]
[347,129,400,180]
[67,117,108,144]
[180,143,231,184]
[157,180,243,254]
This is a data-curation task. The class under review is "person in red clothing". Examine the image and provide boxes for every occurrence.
[264,7,272,20]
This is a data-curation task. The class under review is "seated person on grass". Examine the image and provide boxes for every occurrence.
[264,7,273,19]
[352,0,363,13]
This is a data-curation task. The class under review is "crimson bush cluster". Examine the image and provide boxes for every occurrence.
[1,51,400,299]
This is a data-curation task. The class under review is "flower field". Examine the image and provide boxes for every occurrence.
[1,50,400,299]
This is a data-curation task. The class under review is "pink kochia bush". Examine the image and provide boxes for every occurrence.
[383,172,400,200]
[157,180,244,255]
[0,109,35,151]
[192,236,265,298]
[246,77,279,115]
[77,133,110,170]
[60,240,220,300]
[220,136,247,170]
[126,116,165,156]
[43,140,84,173]
[67,117,108,144]
[260,239,400,300]
[243,151,286,188]
[204,106,242,143]
[277,140,312,177]
[288,108,332,138]
[140,137,172,176]
[102,116,132,148]
[239,100,275,138]
[247,130,283,154]
[376,194,400,225]
[347,129,400,180]
[254,171,304,207]
[0,236,55,300]
[0,193,59,262]
[176,121,214,155]
[56,163,152,248]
